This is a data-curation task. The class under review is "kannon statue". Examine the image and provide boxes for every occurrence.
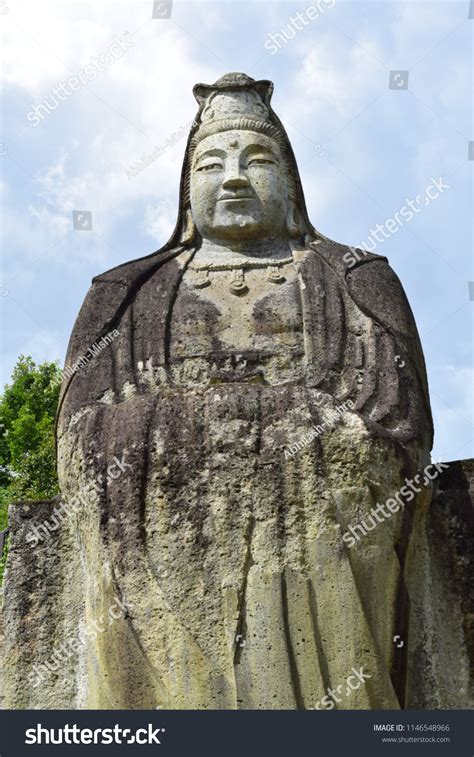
[55,73,433,709]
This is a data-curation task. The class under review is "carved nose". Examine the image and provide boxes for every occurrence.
[222,171,250,190]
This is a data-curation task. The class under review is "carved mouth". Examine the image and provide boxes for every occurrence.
[217,198,254,207]
[218,193,254,203]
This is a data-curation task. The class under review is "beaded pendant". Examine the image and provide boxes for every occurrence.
[189,256,293,295]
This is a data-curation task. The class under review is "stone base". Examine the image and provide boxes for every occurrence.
[1,462,473,709]
[406,459,474,708]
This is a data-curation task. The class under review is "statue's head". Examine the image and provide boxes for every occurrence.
[165,73,321,250]
[190,129,292,245]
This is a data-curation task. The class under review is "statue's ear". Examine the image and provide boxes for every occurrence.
[181,207,196,246]
[286,201,303,238]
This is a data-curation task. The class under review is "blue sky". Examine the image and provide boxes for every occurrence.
[1,0,472,461]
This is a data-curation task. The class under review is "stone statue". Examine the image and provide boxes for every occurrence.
[28,74,439,708]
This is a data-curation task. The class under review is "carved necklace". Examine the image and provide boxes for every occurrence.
[188,256,294,296]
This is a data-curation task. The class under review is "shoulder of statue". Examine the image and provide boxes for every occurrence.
[64,246,188,372]
[307,237,417,339]
[64,245,189,360]
[307,237,389,277]
[309,235,432,436]
[92,246,186,286]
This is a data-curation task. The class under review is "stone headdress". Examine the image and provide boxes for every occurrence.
[163,72,323,250]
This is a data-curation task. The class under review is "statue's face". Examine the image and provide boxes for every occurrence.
[190,130,289,244]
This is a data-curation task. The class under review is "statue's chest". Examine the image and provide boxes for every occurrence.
[170,264,305,357]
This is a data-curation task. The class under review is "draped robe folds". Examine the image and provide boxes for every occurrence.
[56,237,433,709]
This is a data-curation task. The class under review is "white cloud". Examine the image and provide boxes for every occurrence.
[142,199,176,244]
[2,1,221,262]
[1,0,471,459]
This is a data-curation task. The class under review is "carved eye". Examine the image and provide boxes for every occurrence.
[197,162,223,172]
[247,157,275,167]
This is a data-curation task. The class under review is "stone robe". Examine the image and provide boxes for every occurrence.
[55,237,433,709]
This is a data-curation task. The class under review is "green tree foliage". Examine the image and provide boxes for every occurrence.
[0,356,61,529]
[0,535,9,585]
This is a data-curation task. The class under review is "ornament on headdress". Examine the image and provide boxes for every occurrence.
[191,73,285,147]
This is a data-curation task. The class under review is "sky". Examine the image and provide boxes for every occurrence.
[0,0,472,462]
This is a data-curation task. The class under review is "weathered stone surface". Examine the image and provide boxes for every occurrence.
[406,459,474,708]
[3,72,468,710]
[2,460,472,708]
[1,498,81,709]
